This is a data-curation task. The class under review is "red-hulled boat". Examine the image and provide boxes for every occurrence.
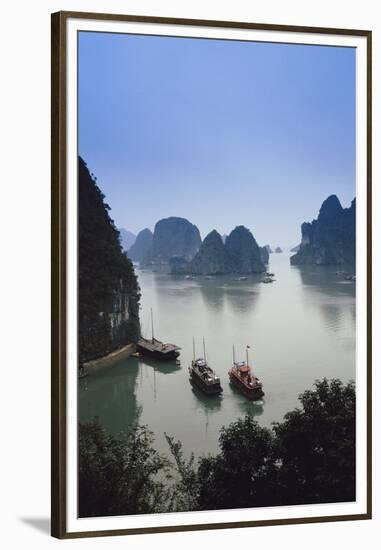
[229,345,264,400]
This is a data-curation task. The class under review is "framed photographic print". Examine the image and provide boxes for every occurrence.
[51,11,372,539]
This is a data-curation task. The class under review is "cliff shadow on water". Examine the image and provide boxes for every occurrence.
[292,263,356,297]
[79,358,141,435]
[192,275,262,314]
[223,283,262,315]
[291,263,356,338]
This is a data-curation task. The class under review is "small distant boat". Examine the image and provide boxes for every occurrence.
[262,276,274,283]
[131,351,140,358]
[229,345,264,401]
[265,272,275,277]
[235,276,248,281]
[136,309,181,361]
[188,338,222,395]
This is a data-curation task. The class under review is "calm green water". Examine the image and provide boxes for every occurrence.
[79,253,355,457]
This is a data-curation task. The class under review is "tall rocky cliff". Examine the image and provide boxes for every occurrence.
[260,246,270,265]
[171,226,266,275]
[190,230,233,275]
[225,226,266,274]
[290,195,356,266]
[79,157,140,363]
[119,228,136,251]
[127,228,153,263]
[148,217,201,264]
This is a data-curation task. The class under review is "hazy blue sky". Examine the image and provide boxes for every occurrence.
[78,31,355,247]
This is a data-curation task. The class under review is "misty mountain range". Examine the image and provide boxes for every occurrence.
[118,194,356,273]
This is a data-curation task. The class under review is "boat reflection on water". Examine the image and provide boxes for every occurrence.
[190,380,223,413]
[133,355,181,375]
[242,398,265,418]
[229,384,265,418]
[190,381,223,434]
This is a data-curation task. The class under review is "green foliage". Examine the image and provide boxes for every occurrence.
[273,378,356,505]
[198,417,277,509]
[79,379,355,516]
[174,378,355,511]
[164,434,199,511]
[79,420,171,517]
[79,158,138,312]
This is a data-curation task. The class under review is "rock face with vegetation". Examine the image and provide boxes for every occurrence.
[189,230,233,275]
[291,195,356,266]
[127,228,153,263]
[78,157,140,363]
[169,257,191,275]
[149,217,201,264]
[225,226,266,274]
[118,228,136,251]
[260,246,270,265]
[169,225,266,275]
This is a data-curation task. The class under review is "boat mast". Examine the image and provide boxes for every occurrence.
[153,364,157,401]
[203,337,207,361]
[150,308,154,343]
[193,337,196,361]
[246,345,250,367]
[233,345,236,365]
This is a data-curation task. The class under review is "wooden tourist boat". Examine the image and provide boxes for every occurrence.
[136,308,181,361]
[229,345,264,400]
[137,338,181,361]
[188,338,222,395]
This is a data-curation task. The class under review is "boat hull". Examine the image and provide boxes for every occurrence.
[229,372,264,400]
[189,369,222,395]
[136,343,180,361]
